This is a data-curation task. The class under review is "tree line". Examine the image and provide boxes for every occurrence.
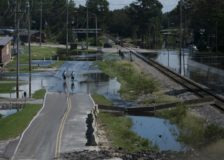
[1,0,223,52]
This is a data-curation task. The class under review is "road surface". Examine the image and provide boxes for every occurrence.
[12,93,67,160]
[12,92,96,160]
[61,94,97,153]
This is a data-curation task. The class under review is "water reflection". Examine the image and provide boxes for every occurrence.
[130,116,186,151]
[144,49,224,95]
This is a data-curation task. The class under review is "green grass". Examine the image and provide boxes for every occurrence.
[0,82,16,93]
[32,89,46,99]
[0,80,27,93]
[156,104,224,148]
[97,60,158,100]
[92,93,113,106]
[0,104,41,140]
[6,46,58,72]
[98,112,157,152]
[48,61,64,68]
[30,46,57,60]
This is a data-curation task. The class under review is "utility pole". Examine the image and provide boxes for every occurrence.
[66,0,69,55]
[179,0,183,75]
[16,0,20,99]
[27,0,32,98]
[86,0,89,53]
[40,0,42,46]
[95,14,98,46]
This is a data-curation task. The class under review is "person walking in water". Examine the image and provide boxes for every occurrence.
[71,71,75,81]
[63,71,66,80]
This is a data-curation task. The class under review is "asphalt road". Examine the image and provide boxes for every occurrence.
[12,93,67,160]
[61,94,97,153]
[11,92,96,160]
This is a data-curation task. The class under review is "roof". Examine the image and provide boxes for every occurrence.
[0,36,13,46]
[20,30,40,36]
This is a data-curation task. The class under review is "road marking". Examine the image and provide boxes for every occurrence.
[11,93,48,160]
[55,95,72,159]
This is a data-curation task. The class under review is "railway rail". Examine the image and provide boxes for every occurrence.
[125,47,224,111]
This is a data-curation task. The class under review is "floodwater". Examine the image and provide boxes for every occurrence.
[0,61,122,98]
[143,49,224,95]
[0,60,185,151]
[130,116,186,151]
[0,109,18,118]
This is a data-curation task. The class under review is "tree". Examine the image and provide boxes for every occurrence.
[107,8,132,37]
[164,0,224,52]
[86,0,109,31]
[128,0,163,48]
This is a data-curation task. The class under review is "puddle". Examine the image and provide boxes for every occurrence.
[0,109,18,118]
[130,116,187,151]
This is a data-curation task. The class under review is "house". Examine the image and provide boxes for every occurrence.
[20,30,46,43]
[0,36,12,67]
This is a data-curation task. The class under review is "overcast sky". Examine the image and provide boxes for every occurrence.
[75,0,179,13]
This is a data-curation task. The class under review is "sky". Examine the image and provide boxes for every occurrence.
[75,0,179,13]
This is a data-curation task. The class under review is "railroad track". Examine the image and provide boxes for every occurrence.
[125,47,224,111]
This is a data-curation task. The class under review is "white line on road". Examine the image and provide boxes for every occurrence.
[11,93,48,160]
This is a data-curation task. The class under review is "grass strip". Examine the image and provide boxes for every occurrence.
[0,104,41,140]
[0,83,16,93]
[156,104,224,148]
[97,60,158,100]
[32,89,46,99]
[91,93,113,106]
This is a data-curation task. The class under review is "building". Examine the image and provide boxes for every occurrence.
[20,30,46,43]
[0,36,12,67]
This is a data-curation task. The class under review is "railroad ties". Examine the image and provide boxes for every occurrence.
[127,48,224,112]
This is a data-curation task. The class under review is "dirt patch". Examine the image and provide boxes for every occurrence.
[60,150,180,160]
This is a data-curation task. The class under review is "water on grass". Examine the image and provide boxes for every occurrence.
[130,116,187,152]
[143,49,224,95]
[0,109,18,118]
[0,60,186,151]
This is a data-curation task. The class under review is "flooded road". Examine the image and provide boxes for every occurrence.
[0,60,186,151]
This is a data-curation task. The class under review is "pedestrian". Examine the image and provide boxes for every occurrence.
[71,72,75,81]
[63,71,66,80]
[23,91,27,103]
[23,91,27,99]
